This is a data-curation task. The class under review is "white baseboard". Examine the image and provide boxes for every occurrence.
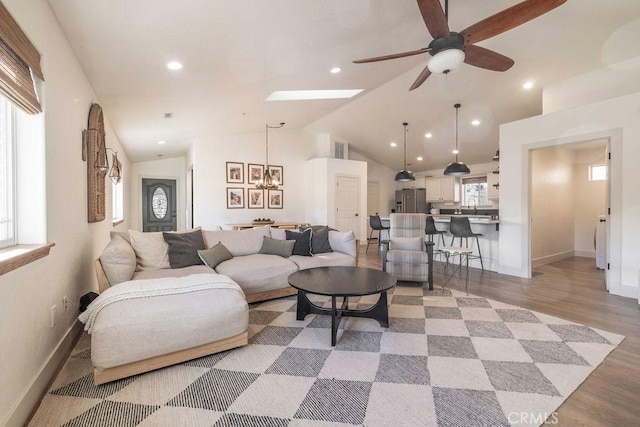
[574,250,596,258]
[4,321,82,427]
[531,250,574,268]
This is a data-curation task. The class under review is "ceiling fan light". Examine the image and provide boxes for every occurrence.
[428,49,465,74]
[395,170,415,182]
[443,161,470,176]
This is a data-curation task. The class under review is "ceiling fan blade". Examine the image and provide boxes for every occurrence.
[417,0,451,39]
[460,0,566,46]
[464,45,514,72]
[353,47,431,64]
[409,64,432,91]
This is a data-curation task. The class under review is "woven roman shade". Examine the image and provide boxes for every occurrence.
[0,1,43,114]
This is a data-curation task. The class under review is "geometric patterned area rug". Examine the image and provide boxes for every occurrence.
[29,285,624,427]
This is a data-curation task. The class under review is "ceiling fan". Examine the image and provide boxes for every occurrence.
[353,0,567,90]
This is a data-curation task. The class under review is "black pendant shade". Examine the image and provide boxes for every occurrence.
[444,103,470,176]
[395,122,415,182]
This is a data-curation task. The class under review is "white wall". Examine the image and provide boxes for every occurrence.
[0,1,131,425]
[530,147,575,264]
[192,129,316,229]
[573,148,607,257]
[499,90,638,299]
[129,156,187,231]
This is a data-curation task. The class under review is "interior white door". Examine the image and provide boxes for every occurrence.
[336,175,360,240]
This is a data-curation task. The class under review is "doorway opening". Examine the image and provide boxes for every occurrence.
[529,138,609,290]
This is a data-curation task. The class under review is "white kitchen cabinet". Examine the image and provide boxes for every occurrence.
[487,172,499,199]
[425,176,460,202]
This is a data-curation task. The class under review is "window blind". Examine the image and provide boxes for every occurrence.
[0,2,43,114]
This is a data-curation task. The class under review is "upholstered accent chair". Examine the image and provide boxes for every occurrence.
[383,213,434,289]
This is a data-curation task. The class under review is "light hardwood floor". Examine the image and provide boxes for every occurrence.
[360,245,640,426]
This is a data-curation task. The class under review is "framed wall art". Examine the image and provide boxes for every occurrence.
[226,187,245,209]
[267,165,283,185]
[226,162,244,184]
[268,189,283,209]
[248,163,264,185]
[248,188,264,209]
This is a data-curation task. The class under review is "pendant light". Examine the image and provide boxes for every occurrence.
[395,122,415,182]
[256,122,285,190]
[443,103,470,176]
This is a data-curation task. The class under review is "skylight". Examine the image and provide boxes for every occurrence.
[266,90,363,101]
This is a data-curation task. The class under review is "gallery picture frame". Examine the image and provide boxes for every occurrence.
[247,163,264,185]
[267,165,283,186]
[226,161,244,184]
[226,187,245,209]
[248,188,264,209]
[267,189,283,209]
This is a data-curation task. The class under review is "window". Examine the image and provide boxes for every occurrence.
[589,164,607,181]
[462,176,489,207]
[0,95,15,248]
[112,179,124,224]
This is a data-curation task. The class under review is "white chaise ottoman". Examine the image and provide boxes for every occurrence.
[83,274,248,385]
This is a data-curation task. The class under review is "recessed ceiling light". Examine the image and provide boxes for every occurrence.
[471,119,480,126]
[425,133,432,138]
[452,149,459,154]
[166,61,183,71]
[330,67,341,74]
[157,140,166,145]
[417,156,423,161]
[523,81,534,89]
[390,142,397,147]
[266,89,363,101]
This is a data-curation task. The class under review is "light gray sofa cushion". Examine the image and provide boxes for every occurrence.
[215,254,298,294]
[328,230,357,258]
[91,283,248,369]
[202,227,270,256]
[128,230,171,271]
[289,252,356,270]
[99,235,136,285]
[132,265,214,281]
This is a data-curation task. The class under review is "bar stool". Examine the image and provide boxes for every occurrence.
[367,214,390,253]
[425,216,446,260]
[448,216,484,270]
[441,246,473,295]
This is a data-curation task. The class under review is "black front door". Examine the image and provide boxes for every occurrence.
[142,178,177,232]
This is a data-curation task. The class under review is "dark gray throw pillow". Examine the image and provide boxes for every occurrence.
[259,236,295,258]
[311,226,333,254]
[197,242,232,269]
[162,230,206,268]
[286,228,312,256]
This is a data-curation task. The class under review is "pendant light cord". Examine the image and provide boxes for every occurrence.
[454,103,460,162]
[403,122,408,169]
[265,122,286,167]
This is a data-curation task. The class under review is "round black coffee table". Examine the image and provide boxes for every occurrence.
[288,266,397,346]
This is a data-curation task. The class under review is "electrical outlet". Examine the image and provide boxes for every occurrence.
[51,305,57,328]
[63,296,69,313]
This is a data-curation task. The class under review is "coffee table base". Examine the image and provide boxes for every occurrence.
[296,291,389,346]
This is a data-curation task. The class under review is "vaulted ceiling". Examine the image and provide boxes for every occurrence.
[48,0,640,171]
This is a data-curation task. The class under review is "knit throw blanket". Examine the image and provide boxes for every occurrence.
[78,273,243,333]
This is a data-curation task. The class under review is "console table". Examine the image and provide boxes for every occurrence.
[227,222,310,230]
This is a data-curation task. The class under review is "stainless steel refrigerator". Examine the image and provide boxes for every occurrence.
[395,189,427,213]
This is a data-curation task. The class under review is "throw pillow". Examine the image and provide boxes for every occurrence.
[390,236,424,251]
[197,242,233,269]
[259,236,295,258]
[162,229,206,268]
[286,228,312,256]
[328,230,357,258]
[99,234,136,285]
[311,226,333,254]
[269,227,287,240]
[128,230,171,271]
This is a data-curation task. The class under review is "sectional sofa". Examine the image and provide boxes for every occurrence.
[84,225,357,384]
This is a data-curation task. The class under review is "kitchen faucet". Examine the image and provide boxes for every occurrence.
[467,197,477,214]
